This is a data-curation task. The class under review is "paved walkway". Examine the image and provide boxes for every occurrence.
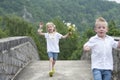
[14,60,93,80]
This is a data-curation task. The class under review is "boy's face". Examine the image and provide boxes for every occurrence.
[94,22,108,38]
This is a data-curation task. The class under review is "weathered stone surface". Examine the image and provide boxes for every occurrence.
[0,36,39,80]
[14,60,93,80]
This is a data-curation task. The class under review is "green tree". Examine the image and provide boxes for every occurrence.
[108,20,120,36]
[0,15,47,59]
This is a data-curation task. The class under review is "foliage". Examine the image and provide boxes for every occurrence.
[0,0,120,31]
[0,28,7,38]
[0,0,120,60]
[108,20,120,36]
[0,15,120,60]
[0,15,48,59]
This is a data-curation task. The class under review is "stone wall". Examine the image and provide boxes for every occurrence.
[112,49,120,80]
[81,48,120,80]
[0,36,39,80]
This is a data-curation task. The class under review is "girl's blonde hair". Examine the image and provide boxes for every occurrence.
[46,22,56,32]
[95,17,108,27]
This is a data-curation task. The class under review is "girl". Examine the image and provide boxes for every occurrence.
[38,22,70,77]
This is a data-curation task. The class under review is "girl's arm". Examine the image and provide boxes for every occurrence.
[37,22,45,36]
[61,32,71,39]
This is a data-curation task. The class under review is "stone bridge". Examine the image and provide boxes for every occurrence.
[0,36,120,80]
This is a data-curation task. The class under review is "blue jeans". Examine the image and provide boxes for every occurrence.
[48,52,58,60]
[92,69,112,80]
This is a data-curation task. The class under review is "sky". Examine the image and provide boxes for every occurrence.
[108,0,120,3]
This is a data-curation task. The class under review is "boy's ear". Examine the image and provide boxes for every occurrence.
[106,27,109,32]
[94,27,97,33]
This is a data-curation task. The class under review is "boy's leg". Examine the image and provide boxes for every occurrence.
[92,69,102,80]
[102,70,112,80]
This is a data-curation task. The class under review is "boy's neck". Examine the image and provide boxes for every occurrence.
[97,34,106,39]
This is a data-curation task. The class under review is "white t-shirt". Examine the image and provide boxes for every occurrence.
[84,35,118,70]
[45,32,63,53]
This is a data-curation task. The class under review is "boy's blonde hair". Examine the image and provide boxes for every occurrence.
[46,22,56,32]
[95,17,108,27]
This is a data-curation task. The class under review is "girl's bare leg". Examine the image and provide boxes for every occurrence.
[49,58,53,71]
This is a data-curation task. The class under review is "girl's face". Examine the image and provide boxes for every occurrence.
[94,22,108,38]
[47,24,55,33]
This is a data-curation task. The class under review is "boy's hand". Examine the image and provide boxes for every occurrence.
[83,46,91,51]
[118,39,120,48]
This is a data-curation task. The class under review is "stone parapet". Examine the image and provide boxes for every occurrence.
[0,36,39,80]
[112,48,120,80]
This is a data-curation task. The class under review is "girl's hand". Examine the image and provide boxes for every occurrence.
[39,22,44,28]
[69,32,72,35]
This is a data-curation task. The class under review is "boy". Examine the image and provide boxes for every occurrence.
[83,17,120,80]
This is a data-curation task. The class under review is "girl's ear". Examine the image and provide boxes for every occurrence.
[53,27,56,32]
